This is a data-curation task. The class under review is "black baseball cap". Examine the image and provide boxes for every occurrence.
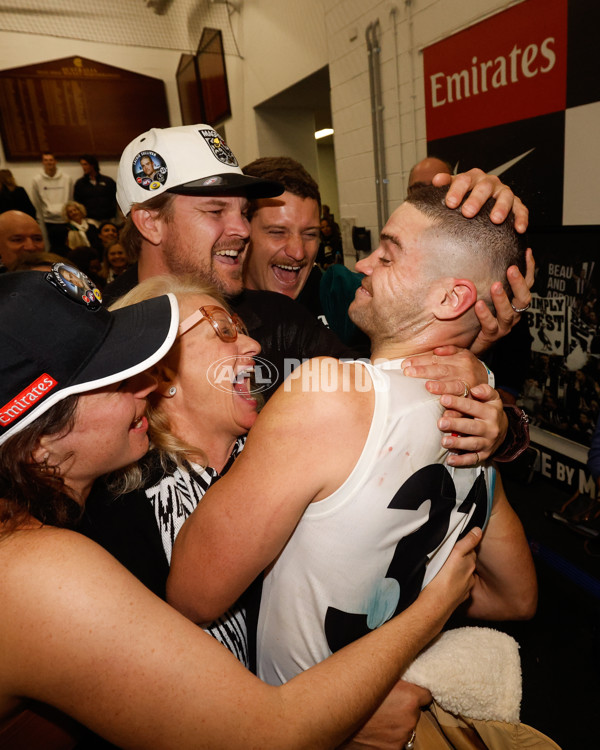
[0,263,179,445]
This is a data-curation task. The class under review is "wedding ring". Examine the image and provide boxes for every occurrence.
[474,451,480,465]
[511,302,530,313]
[405,729,416,750]
[460,380,470,398]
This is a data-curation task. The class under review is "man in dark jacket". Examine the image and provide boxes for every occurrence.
[74,154,118,224]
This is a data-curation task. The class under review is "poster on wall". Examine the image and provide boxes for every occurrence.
[0,56,170,159]
[422,0,600,450]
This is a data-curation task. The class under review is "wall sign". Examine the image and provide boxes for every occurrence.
[0,56,170,160]
[422,0,600,452]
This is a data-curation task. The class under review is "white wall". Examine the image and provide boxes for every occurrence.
[0,0,529,246]
[0,0,330,199]
[0,30,182,191]
[323,0,523,252]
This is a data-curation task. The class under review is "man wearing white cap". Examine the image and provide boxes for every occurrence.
[107,125,363,396]
[107,124,531,397]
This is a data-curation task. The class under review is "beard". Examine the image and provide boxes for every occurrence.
[162,228,245,297]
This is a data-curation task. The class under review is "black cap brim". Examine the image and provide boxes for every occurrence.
[168,172,284,199]
[72,293,179,391]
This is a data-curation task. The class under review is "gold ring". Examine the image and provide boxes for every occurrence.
[474,451,480,465]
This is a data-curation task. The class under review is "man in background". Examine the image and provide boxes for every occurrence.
[31,151,72,254]
[0,210,45,272]
[74,154,118,225]
[242,156,325,316]
[408,156,453,190]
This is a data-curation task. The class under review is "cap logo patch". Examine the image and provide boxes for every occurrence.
[199,129,238,167]
[202,176,223,186]
[0,374,58,426]
[132,150,168,192]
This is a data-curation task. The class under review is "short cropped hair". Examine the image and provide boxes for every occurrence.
[243,156,321,218]
[405,184,526,306]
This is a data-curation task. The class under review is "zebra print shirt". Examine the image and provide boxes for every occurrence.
[144,438,249,665]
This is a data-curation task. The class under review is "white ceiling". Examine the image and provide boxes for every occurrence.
[0,0,240,54]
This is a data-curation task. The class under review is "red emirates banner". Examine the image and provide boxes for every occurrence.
[423,0,568,141]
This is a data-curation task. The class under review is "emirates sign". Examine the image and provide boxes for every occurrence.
[423,0,568,141]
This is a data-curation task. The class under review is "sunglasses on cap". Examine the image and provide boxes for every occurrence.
[178,305,248,342]
[45,262,103,311]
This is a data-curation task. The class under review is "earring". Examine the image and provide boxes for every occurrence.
[166,386,177,397]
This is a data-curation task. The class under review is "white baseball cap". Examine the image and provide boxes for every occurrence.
[117,124,284,215]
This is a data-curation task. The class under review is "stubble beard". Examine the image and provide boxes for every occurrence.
[162,230,245,298]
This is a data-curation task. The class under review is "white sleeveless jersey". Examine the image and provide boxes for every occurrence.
[256,358,494,685]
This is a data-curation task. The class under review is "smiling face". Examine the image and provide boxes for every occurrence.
[244,193,321,299]
[99,223,119,248]
[349,203,437,348]
[157,294,261,466]
[66,204,84,224]
[107,243,128,270]
[156,194,251,297]
[0,211,45,267]
[42,153,57,176]
[38,375,157,501]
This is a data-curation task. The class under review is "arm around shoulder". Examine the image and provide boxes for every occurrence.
[0,522,480,750]
[167,358,374,622]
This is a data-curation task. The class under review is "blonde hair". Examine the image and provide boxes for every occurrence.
[108,275,228,493]
[61,200,88,222]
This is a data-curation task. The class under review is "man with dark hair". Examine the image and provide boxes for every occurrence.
[408,157,533,404]
[103,127,361,399]
[74,154,118,224]
[243,156,323,303]
[168,185,536,699]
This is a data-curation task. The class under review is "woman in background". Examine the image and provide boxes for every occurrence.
[62,199,101,252]
[0,169,36,217]
[100,240,132,283]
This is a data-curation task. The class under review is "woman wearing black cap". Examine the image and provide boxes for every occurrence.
[0,263,480,749]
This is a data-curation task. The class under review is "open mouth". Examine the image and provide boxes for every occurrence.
[130,415,148,431]
[272,263,305,287]
[215,247,244,265]
[232,367,257,402]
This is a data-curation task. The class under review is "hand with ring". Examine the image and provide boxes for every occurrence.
[338,679,431,749]
[470,248,535,356]
[439,384,508,467]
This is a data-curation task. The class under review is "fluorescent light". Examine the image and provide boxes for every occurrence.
[315,128,334,139]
